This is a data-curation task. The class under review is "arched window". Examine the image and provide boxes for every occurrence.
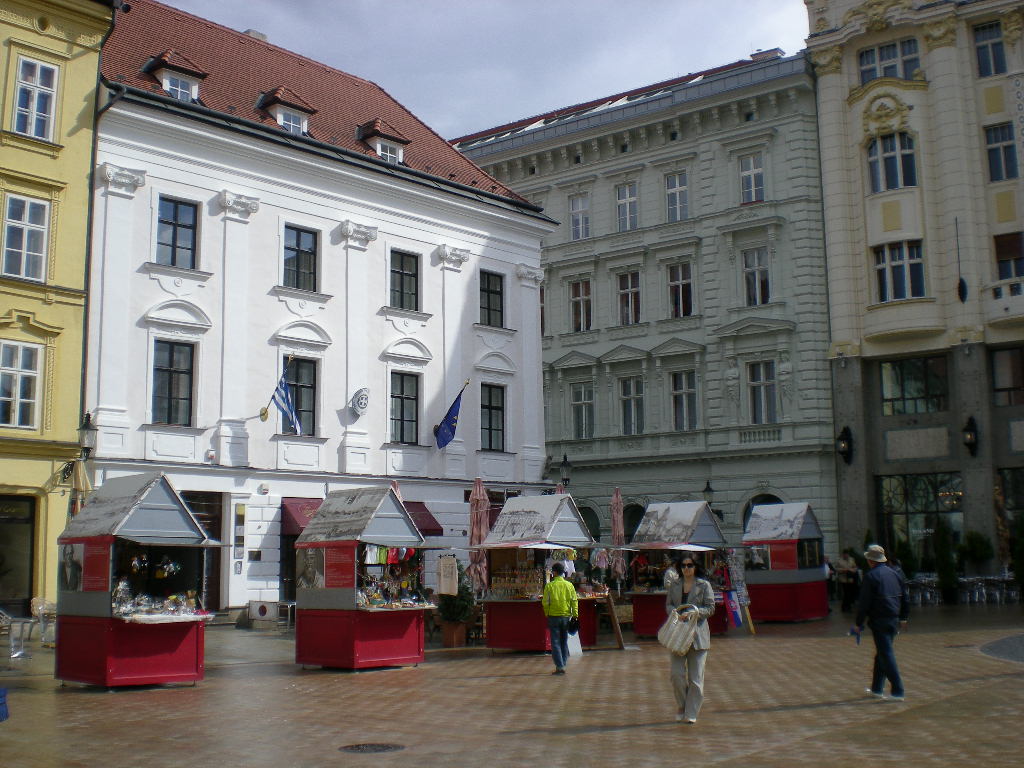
[624,504,645,543]
[742,493,784,533]
[579,507,601,541]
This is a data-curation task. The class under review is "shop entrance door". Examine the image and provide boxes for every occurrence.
[181,491,223,610]
[0,495,35,616]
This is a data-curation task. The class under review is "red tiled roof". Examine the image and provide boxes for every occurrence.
[103,0,523,201]
[452,59,758,146]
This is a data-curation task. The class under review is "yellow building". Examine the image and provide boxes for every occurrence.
[1,0,113,614]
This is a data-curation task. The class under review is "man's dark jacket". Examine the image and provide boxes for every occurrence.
[855,563,909,628]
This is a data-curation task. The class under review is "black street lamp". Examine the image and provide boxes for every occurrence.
[962,416,978,457]
[702,480,714,505]
[559,454,573,488]
[79,412,98,460]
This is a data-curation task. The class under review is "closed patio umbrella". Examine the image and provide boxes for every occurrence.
[466,478,490,595]
[610,487,627,581]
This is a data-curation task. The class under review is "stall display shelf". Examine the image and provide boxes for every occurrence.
[484,596,599,650]
[628,591,728,636]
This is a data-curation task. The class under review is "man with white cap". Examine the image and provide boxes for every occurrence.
[854,544,909,701]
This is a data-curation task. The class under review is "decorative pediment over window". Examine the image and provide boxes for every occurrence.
[551,351,598,370]
[475,351,516,376]
[599,344,648,364]
[382,336,432,365]
[651,338,705,358]
[272,319,332,347]
[357,118,411,146]
[714,317,795,339]
[144,299,212,330]
[257,86,316,115]
[842,0,913,33]
[862,93,912,140]
[0,309,62,340]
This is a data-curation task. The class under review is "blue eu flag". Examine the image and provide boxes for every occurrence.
[434,381,468,449]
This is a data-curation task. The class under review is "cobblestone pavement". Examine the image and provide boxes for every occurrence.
[2,603,1023,767]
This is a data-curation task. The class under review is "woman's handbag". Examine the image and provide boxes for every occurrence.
[657,609,698,655]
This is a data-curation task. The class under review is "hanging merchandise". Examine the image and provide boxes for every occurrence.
[437,555,459,596]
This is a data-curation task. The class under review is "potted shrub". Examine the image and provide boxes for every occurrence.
[934,518,958,603]
[437,559,474,647]
[957,530,994,576]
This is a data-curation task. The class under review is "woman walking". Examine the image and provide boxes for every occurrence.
[665,555,716,723]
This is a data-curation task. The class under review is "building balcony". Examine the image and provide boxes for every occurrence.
[863,298,944,342]
[984,277,1024,328]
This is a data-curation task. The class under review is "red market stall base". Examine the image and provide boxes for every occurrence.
[55,615,205,687]
[485,598,598,651]
[629,592,728,637]
[745,577,828,622]
[296,608,425,669]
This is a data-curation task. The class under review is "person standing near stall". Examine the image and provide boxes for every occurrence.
[665,556,716,723]
[542,562,578,675]
[837,548,859,612]
[854,544,909,701]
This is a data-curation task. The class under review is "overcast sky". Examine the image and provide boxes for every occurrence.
[158,0,810,140]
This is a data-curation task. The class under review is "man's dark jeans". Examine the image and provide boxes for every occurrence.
[547,616,570,670]
[870,619,904,696]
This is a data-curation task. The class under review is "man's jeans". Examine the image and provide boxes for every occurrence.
[870,619,904,696]
[547,616,570,670]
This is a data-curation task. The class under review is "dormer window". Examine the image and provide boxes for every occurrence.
[258,86,316,137]
[143,50,208,105]
[272,106,307,135]
[376,139,403,164]
[357,118,410,165]
[163,73,199,103]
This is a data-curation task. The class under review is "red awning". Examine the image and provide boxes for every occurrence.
[405,501,443,537]
[281,497,322,536]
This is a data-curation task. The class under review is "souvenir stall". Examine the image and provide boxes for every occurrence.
[626,502,731,637]
[742,503,828,621]
[478,494,601,651]
[55,473,217,687]
[294,486,434,669]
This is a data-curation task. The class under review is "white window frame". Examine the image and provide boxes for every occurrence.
[570,381,595,439]
[748,360,777,425]
[668,262,694,318]
[3,193,49,282]
[670,370,698,431]
[739,152,764,204]
[619,375,644,436]
[742,246,771,306]
[569,278,592,332]
[874,240,925,302]
[375,139,403,163]
[858,38,920,84]
[569,193,590,240]
[974,21,1006,78]
[0,339,41,429]
[666,171,688,222]
[868,132,917,192]
[160,72,199,103]
[616,182,638,232]
[617,271,641,326]
[13,56,58,141]
[986,123,1019,182]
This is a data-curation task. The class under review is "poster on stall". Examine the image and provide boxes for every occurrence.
[82,541,110,592]
[725,589,743,627]
[325,545,356,589]
[726,549,749,606]
[296,547,325,589]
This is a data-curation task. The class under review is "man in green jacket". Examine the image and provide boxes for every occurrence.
[542,561,579,674]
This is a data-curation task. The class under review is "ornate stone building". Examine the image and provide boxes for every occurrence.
[455,51,837,547]
[805,0,1024,570]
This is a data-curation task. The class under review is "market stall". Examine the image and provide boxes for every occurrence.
[479,494,600,651]
[56,473,217,687]
[294,486,433,669]
[742,502,828,621]
[626,501,731,637]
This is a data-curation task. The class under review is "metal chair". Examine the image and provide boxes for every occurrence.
[30,598,56,647]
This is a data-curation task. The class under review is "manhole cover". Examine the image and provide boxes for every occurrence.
[339,743,406,754]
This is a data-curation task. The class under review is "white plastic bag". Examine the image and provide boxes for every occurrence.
[567,631,583,658]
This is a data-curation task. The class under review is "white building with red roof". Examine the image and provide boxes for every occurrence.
[85,0,554,610]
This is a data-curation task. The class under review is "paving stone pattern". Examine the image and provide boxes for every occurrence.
[2,604,1023,767]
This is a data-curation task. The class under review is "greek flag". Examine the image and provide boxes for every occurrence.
[273,371,302,436]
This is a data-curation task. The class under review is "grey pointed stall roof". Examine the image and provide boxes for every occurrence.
[482,494,595,548]
[742,503,823,542]
[58,472,217,546]
[295,486,424,547]
[631,501,726,548]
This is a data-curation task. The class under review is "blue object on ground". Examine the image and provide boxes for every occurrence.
[0,687,9,722]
